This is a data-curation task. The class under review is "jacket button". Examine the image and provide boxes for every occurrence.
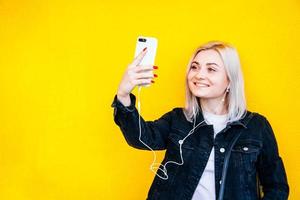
[243,147,249,151]
[220,148,225,153]
[219,180,222,184]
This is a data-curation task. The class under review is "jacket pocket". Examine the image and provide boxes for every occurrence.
[231,139,262,174]
[155,133,195,189]
[168,133,195,150]
[166,133,195,164]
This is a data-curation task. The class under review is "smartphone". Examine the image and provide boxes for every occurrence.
[134,36,158,66]
[134,36,158,86]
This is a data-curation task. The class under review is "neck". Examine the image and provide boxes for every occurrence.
[199,96,228,115]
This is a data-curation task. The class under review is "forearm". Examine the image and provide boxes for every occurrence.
[111,93,171,150]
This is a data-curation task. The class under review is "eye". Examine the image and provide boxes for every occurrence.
[208,67,216,72]
[190,65,198,70]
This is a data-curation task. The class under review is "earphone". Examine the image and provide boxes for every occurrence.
[136,84,230,180]
[222,86,230,102]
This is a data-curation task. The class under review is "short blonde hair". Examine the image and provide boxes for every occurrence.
[183,41,247,123]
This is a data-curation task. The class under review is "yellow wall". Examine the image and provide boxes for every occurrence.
[0,0,299,199]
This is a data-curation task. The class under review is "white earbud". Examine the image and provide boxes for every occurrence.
[221,86,230,102]
[226,86,230,92]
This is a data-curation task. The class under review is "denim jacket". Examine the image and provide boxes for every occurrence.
[111,93,289,200]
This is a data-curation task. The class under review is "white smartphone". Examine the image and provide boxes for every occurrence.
[134,36,158,86]
[134,36,158,66]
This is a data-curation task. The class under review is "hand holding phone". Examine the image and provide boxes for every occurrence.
[134,36,158,87]
[117,36,158,101]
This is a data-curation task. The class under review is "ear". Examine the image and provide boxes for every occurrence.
[226,86,230,92]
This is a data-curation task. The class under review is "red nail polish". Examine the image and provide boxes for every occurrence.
[151,80,155,83]
[143,47,147,51]
[154,74,158,78]
[153,66,158,69]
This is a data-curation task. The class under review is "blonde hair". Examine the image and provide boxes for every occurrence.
[183,41,247,123]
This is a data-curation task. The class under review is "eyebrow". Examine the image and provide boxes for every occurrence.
[207,62,220,68]
[191,61,220,68]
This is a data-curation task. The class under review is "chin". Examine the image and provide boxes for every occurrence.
[191,89,218,99]
[195,94,210,99]
[191,91,208,98]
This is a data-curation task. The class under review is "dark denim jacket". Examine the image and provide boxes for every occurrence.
[111,93,289,200]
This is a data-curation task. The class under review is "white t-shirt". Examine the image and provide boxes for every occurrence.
[191,110,228,200]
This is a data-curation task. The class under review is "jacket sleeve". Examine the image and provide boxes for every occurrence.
[257,117,289,200]
[111,93,173,150]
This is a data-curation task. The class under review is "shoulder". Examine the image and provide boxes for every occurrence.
[246,110,273,132]
[245,110,267,122]
[172,107,184,114]
[161,107,183,117]
[160,107,186,122]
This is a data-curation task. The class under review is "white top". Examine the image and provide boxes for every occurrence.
[191,110,228,200]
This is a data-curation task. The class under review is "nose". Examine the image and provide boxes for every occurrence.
[195,67,207,79]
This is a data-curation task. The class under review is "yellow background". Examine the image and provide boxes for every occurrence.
[0,0,299,199]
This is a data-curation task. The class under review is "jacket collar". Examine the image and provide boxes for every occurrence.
[194,109,250,129]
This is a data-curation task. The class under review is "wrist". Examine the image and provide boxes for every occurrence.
[116,92,131,107]
[117,91,129,98]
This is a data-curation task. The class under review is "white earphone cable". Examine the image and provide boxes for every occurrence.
[137,85,207,180]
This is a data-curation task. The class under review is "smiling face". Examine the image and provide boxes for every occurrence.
[187,49,230,100]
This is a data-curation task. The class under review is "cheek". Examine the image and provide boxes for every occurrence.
[211,73,229,85]
[187,79,194,88]
[187,72,193,81]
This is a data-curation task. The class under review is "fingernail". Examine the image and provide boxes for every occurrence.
[154,74,158,78]
[153,66,158,69]
[151,80,155,83]
[143,47,147,52]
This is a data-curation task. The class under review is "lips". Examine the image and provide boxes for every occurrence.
[194,82,210,87]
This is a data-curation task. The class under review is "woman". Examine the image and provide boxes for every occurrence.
[111,41,289,200]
